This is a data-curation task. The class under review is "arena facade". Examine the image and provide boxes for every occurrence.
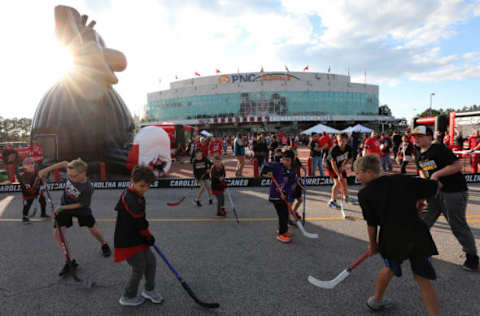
[146,71,394,134]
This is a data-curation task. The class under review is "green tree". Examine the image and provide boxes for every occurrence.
[379,104,392,116]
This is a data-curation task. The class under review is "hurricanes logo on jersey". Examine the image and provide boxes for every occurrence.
[64,180,80,200]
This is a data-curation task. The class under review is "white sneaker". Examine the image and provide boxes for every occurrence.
[119,295,145,306]
[142,289,164,304]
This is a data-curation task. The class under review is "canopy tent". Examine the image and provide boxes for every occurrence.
[341,126,354,133]
[301,123,340,135]
[200,130,213,137]
[347,124,373,133]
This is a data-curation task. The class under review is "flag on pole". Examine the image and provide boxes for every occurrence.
[195,72,200,76]
[260,66,264,73]
[328,65,331,73]
[304,65,309,71]
[348,67,350,77]
[216,69,221,74]
[285,65,289,72]
[175,75,178,80]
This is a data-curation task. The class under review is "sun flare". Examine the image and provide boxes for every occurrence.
[46,42,74,81]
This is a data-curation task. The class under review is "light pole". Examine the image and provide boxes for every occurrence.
[429,92,435,116]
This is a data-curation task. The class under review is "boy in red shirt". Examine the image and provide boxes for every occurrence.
[208,136,223,158]
[114,165,163,306]
[363,131,381,156]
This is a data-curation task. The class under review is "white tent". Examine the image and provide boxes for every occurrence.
[301,123,340,135]
[341,126,354,133]
[348,124,372,133]
[200,130,213,137]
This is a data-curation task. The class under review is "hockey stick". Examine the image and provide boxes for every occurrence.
[43,180,94,288]
[302,168,307,225]
[308,250,369,289]
[167,196,186,207]
[152,244,220,309]
[226,189,240,224]
[271,177,318,239]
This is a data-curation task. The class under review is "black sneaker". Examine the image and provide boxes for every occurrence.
[22,216,30,224]
[462,254,479,272]
[195,200,202,207]
[209,199,213,205]
[101,243,112,257]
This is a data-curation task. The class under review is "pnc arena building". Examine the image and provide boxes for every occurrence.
[146,71,391,134]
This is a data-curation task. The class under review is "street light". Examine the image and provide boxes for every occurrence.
[429,92,435,117]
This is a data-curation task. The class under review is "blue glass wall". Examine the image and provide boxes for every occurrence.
[147,91,378,121]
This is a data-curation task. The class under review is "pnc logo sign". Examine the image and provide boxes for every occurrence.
[218,73,300,84]
[218,75,231,84]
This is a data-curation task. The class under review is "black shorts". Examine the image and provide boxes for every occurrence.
[293,185,302,200]
[384,257,436,280]
[54,211,96,228]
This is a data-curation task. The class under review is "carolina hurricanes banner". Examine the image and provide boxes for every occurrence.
[1,174,480,193]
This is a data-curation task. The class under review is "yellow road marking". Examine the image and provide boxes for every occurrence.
[1,215,479,223]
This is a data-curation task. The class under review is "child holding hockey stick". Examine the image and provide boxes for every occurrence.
[261,150,297,243]
[210,155,227,217]
[16,157,49,223]
[192,149,213,207]
[354,154,441,316]
[114,165,163,306]
[326,133,356,209]
[39,158,111,276]
[290,150,305,225]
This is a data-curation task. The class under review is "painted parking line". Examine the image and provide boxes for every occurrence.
[1,214,479,223]
[0,196,14,217]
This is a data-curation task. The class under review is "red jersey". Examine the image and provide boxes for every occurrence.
[318,135,333,150]
[208,140,223,156]
[364,137,381,155]
[469,136,480,150]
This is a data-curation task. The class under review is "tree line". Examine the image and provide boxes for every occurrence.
[416,104,480,118]
[0,117,32,142]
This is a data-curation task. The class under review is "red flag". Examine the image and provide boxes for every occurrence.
[328,65,331,73]
[285,65,289,72]
[260,66,264,73]
[195,72,200,76]
[304,65,309,71]
[216,69,220,73]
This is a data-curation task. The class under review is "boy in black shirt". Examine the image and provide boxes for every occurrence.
[410,126,478,271]
[39,158,111,276]
[355,154,440,316]
[16,157,48,223]
[191,149,213,207]
[326,134,355,209]
[114,165,163,306]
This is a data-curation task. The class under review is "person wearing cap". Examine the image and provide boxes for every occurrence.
[15,157,48,223]
[261,149,297,243]
[411,125,478,271]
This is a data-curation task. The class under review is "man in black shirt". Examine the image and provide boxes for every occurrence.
[411,125,478,271]
[253,135,269,176]
[392,132,402,159]
[355,154,440,315]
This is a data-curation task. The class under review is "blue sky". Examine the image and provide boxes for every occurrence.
[0,0,479,121]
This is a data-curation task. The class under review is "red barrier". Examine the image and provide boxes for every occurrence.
[307,157,312,176]
[100,162,106,181]
[7,165,15,183]
[253,159,259,177]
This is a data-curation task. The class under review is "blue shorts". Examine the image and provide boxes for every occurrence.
[384,257,436,280]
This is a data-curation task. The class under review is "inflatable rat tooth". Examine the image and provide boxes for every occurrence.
[31,6,143,173]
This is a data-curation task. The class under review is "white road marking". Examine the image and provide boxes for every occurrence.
[0,196,15,217]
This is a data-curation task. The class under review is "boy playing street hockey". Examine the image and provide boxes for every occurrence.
[355,154,441,316]
[326,133,356,209]
[261,150,297,243]
[114,165,163,306]
[39,158,111,276]
[210,155,227,217]
[16,157,49,223]
[192,149,213,207]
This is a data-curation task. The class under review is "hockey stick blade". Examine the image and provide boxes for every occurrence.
[227,190,240,224]
[308,251,369,289]
[296,220,318,239]
[69,271,95,289]
[181,281,220,309]
[308,270,350,289]
[167,196,186,207]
